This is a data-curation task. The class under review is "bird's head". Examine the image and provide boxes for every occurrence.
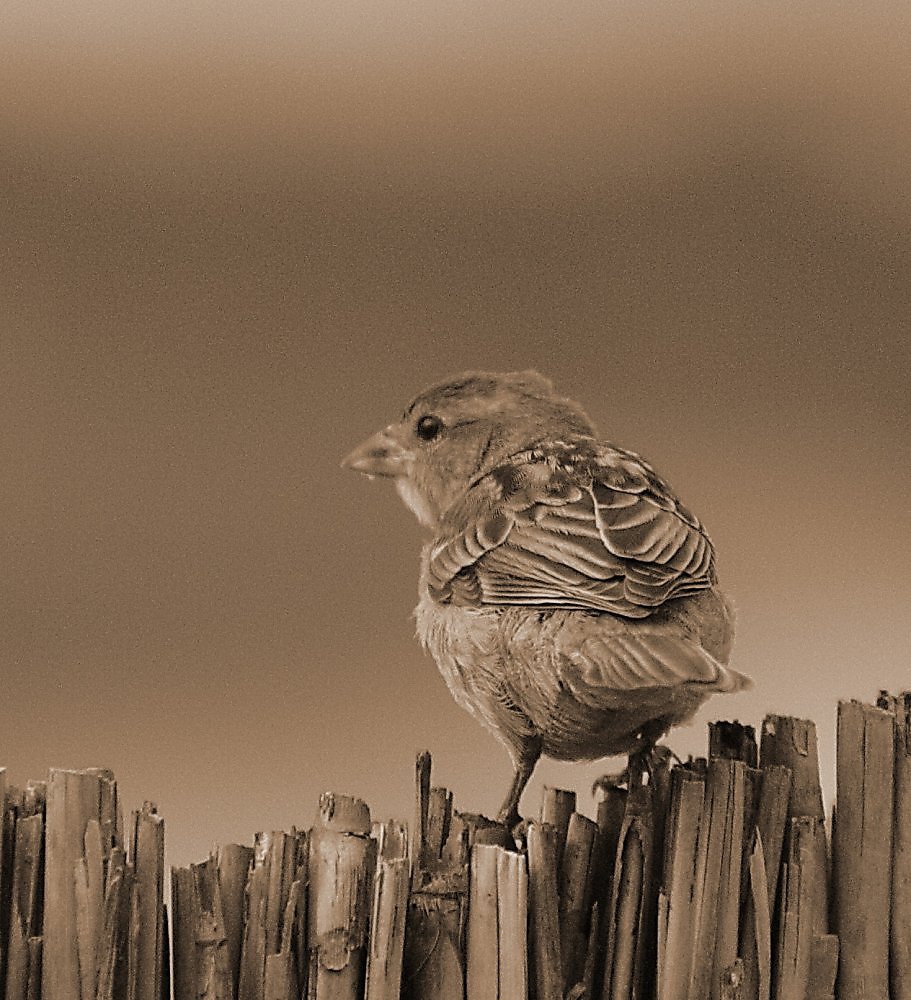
[341,370,595,529]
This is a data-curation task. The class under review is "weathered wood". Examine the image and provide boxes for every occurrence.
[308,794,377,1000]
[807,934,838,1000]
[720,958,745,1000]
[657,768,704,1000]
[603,815,646,1000]
[833,700,893,1000]
[364,856,409,1000]
[527,822,562,1000]
[466,844,499,1000]
[760,715,829,936]
[753,764,792,920]
[688,759,745,1000]
[760,716,825,821]
[880,690,911,1000]
[6,812,45,1000]
[130,803,165,1000]
[74,820,105,1000]
[238,834,270,1000]
[709,721,758,767]
[496,848,528,1000]
[25,938,42,1000]
[738,833,771,1000]
[774,819,816,1000]
[42,769,104,1000]
[589,786,627,997]
[217,844,254,998]
[403,754,466,1000]
[540,787,576,881]
[96,857,133,1000]
[559,813,597,994]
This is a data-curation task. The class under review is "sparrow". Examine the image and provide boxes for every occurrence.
[342,371,749,827]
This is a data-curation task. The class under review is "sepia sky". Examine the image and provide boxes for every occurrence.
[3,1,910,867]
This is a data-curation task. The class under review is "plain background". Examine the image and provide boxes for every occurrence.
[3,1,910,867]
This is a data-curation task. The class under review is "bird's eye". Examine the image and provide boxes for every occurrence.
[416,414,443,441]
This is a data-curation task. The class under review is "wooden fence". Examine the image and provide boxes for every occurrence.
[0,692,907,999]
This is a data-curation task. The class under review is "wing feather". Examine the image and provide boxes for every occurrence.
[429,443,717,617]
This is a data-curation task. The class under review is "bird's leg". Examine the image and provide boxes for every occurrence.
[496,737,542,831]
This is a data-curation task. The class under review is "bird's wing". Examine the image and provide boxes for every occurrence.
[427,444,715,618]
[561,633,748,701]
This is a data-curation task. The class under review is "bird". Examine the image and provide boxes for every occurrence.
[342,370,750,828]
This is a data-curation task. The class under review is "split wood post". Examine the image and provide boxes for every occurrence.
[42,768,104,999]
[365,822,410,1000]
[833,700,893,1000]
[497,847,528,1000]
[738,833,771,1000]
[5,803,44,1000]
[130,802,165,1000]
[587,785,627,998]
[773,818,817,1000]
[657,767,705,1000]
[402,755,467,1000]
[527,822,562,1000]
[308,794,377,1000]
[218,844,255,999]
[541,787,577,889]
[467,844,500,1000]
[760,716,827,933]
[688,758,746,1000]
[559,813,597,994]
[878,689,911,1000]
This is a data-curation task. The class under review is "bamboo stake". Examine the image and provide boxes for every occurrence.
[559,813,596,994]
[25,939,41,1000]
[687,759,745,1000]
[74,819,105,1000]
[467,844,500,1000]
[880,690,911,1000]
[833,700,893,1000]
[308,794,377,1000]
[738,833,771,1000]
[658,768,704,1000]
[5,810,44,1000]
[42,768,104,1000]
[753,764,792,921]
[773,818,816,1000]
[807,935,838,1000]
[589,786,627,998]
[239,833,271,1000]
[540,788,576,882]
[364,854,409,1000]
[218,844,254,999]
[130,803,165,1000]
[603,816,645,1000]
[527,822,562,1000]
[497,848,528,1000]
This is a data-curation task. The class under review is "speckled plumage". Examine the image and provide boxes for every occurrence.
[343,370,749,823]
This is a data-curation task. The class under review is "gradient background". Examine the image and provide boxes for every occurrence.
[3,1,910,868]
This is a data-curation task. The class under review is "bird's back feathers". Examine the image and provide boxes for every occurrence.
[428,439,716,618]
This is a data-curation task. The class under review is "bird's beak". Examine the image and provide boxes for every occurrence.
[341,427,412,478]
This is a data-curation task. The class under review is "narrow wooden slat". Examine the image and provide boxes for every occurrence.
[496,849,527,1000]
[42,769,103,1000]
[753,764,792,920]
[466,844,500,1000]
[540,788,576,881]
[131,804,165,1000]
[218,844,254,999]
[833,700,893,1000]
[559,813,596,994]
[527,822,562,1000]
[308,794,377,1000]
[364,856,409,1000]
[6,813,45,1000]
[880,690,911,1000]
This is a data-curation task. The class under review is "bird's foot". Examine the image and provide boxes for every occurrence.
[592,743,675,798]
